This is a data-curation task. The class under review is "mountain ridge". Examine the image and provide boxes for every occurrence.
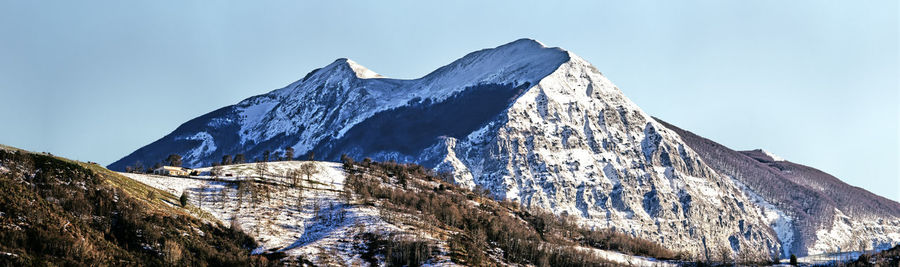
[109,38,570,170]
[656,118,900,256]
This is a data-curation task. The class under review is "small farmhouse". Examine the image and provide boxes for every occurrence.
[153,166,192,176]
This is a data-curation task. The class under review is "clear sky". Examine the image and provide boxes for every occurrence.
[1,1,897,201]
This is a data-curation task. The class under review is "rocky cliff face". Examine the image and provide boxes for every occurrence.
[424,50,780,261]
[110,39,898,260]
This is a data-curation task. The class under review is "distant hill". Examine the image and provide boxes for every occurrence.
[658,118,900,256]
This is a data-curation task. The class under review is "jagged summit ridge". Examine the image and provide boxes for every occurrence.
[111,39,571,169]
[241,39,575,155]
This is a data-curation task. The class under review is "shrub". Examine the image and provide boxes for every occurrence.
[179,191,188,207]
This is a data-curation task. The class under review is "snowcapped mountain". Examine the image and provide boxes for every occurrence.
[109,39,899,260]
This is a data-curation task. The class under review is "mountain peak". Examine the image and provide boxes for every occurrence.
[324,58,383,79]
[487,38,569,56]
[501,38,548,49]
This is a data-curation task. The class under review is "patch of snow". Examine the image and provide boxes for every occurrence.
[178,132,217,166]
[237,101,278,144]
[731,176,794,258]
[581,246,677,266]
[761,149,784,161]
[344,59,383,79]
[433,138,475,188]
[789,251,866,266]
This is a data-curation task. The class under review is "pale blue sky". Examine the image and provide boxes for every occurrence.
[0,1,897,201]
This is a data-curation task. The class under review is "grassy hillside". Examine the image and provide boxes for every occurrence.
[0,145,274,266]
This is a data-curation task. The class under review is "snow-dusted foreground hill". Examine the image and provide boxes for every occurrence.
[122,162,427,265]
[121,161,679,266]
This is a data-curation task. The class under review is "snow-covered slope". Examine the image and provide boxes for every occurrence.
[658,119,900,257]
[109,39,899,260]
[120,161,680,266]
[121,162,444,265]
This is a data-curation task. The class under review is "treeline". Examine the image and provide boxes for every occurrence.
[218,147,298,166]
[848,244,900,266]
[0,148,275,266]
[341,156,678,266]
[359,232,433,267]
[126,147,304,173]
[216,147,304,167]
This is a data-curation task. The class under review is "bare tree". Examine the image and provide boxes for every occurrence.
[132,160,145,173]
[299,162,319,187]
[341,183,353,204]
[166,154,183,167]
[255,160,268,181]
[262,184,272,205]
[199,184,208,210]
[284,147,294,161]
[313,197,321,219]
[296,187,305,212]
[286,169,302,188]
[220,186,228,210]
[211,163,223,178]
[717,246,732,265]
